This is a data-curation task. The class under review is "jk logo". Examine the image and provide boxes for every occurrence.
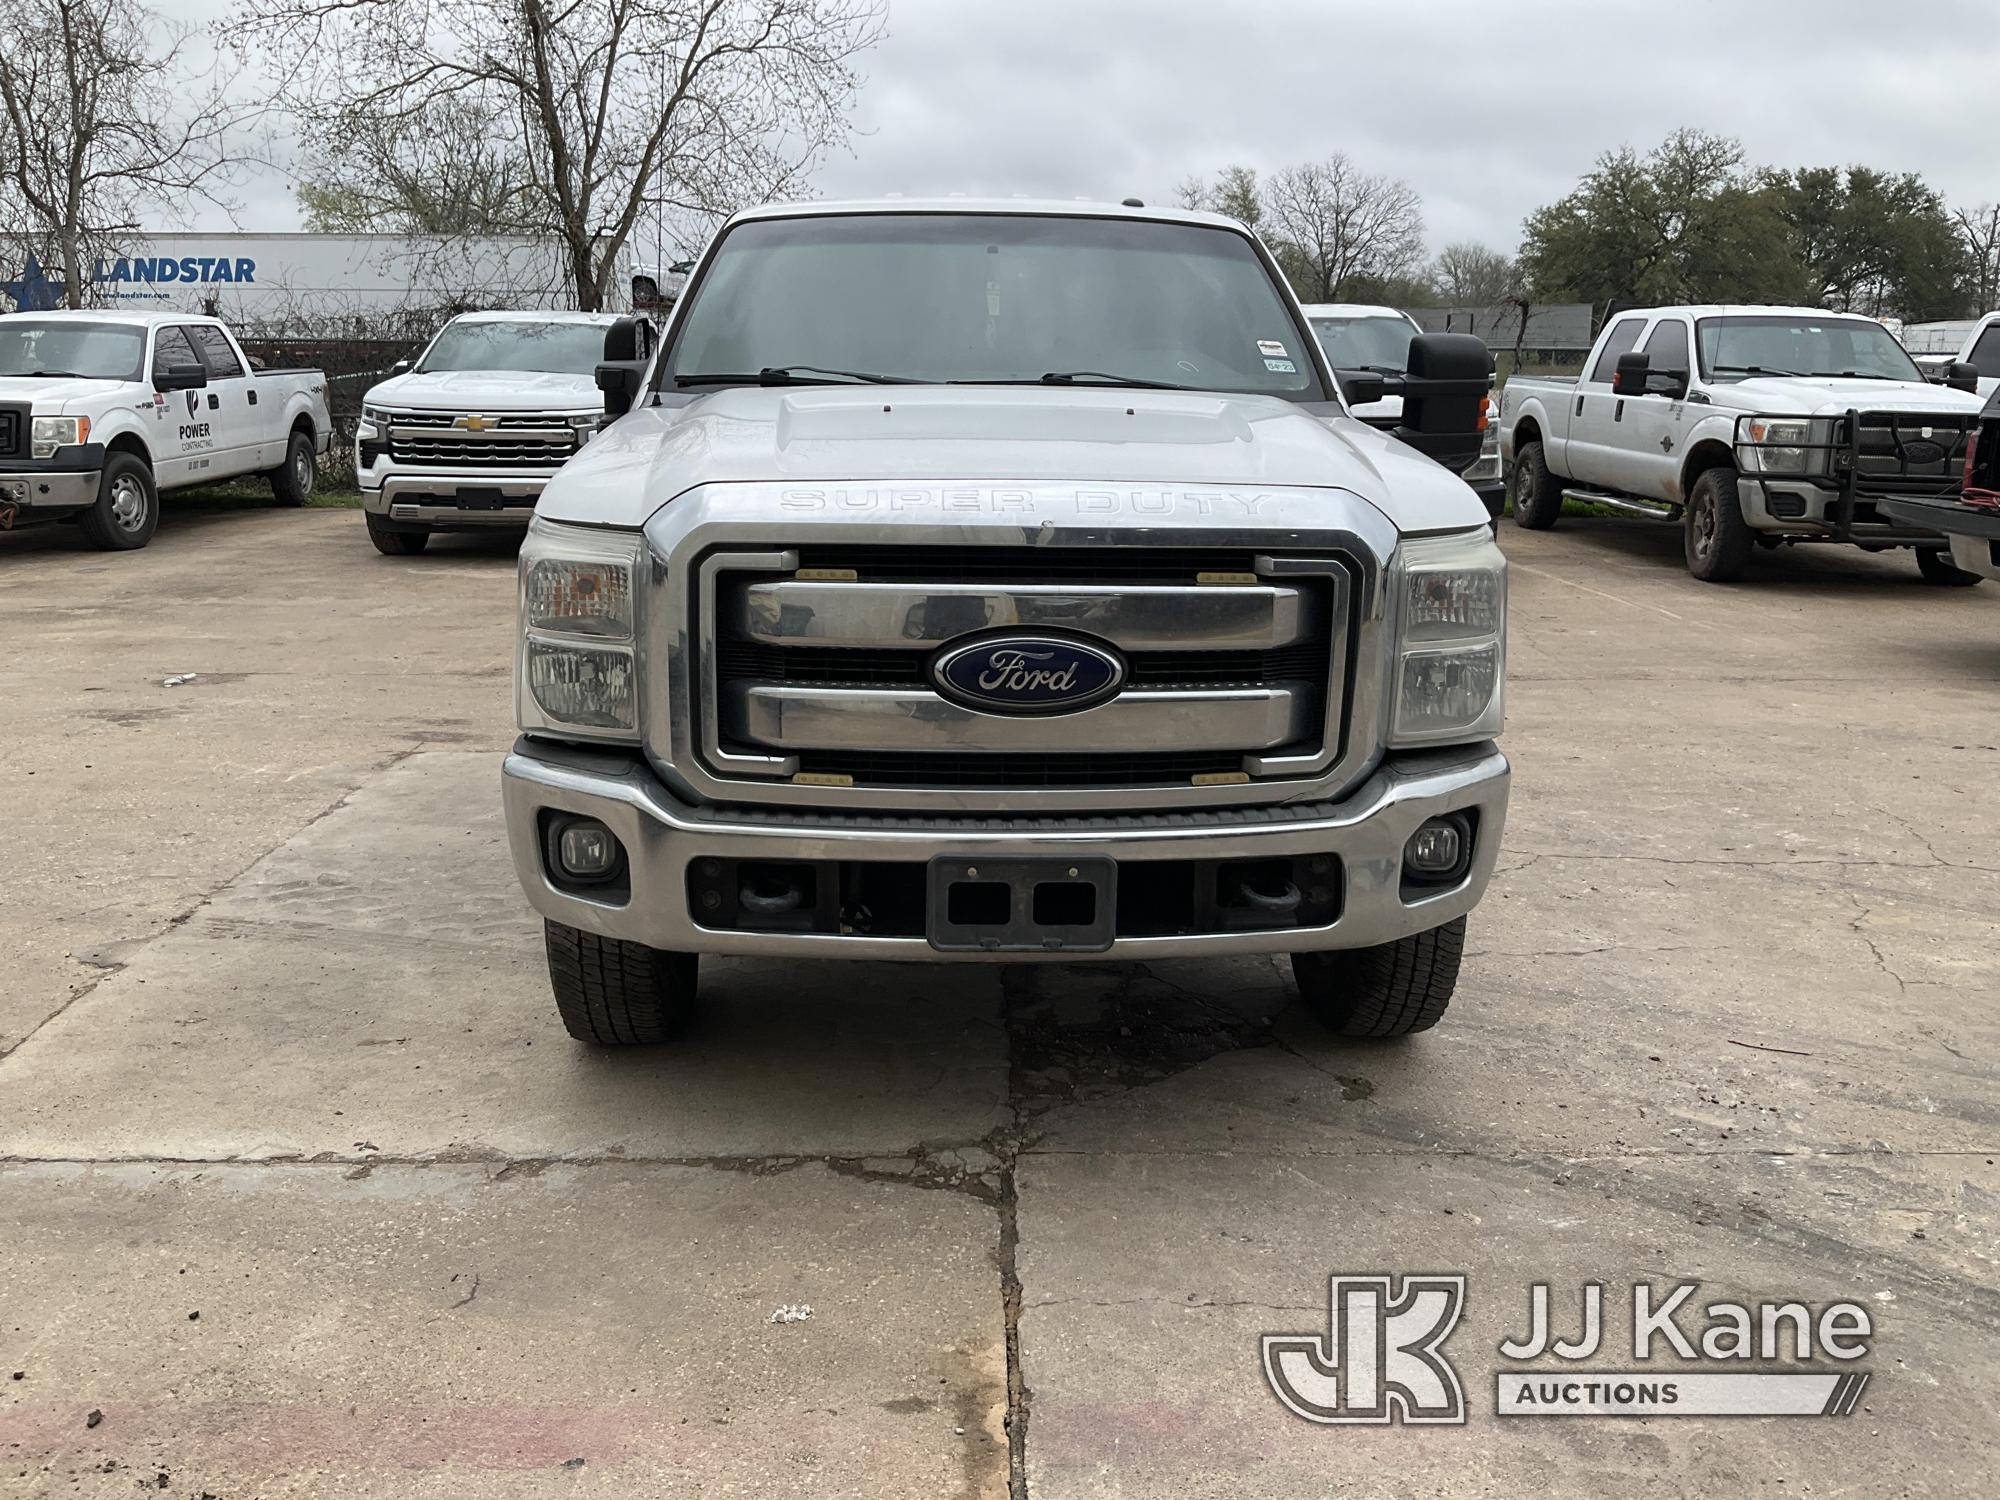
[1262,1274,1467,1425]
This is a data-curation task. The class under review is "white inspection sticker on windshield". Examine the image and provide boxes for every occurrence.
[1258,339,1288,357]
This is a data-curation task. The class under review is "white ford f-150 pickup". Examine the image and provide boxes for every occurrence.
[500,199,1510,1047]
[356,310,645,556]
[1501,305,1989,582]
[0,310,330,550]
[1305,302,1504,517]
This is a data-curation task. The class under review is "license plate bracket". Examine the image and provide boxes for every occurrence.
[926,856,1116,953]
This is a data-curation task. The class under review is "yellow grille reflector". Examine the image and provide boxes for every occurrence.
[1195,571,1258,586]
[1191,771,1252,786]
[791,771,854,787]
[795,567,859,582]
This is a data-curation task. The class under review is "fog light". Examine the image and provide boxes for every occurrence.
[557,819,620,878]
[1405,818,1464,876]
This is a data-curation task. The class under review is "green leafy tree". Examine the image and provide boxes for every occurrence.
[1763,166,1968,320]
[1519,130,1796,310]
[1177,165,1262,229]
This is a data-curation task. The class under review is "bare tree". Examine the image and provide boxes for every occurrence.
[235,0,885,311]
[0,0,257,309]
[297,95,538,238]
[1430,241,1519,307]
[1262,155,1425,303]
[1956,204,2000,314]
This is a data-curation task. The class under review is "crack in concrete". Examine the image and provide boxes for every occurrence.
[1847,896,1912,997]
[0,742,431,1073]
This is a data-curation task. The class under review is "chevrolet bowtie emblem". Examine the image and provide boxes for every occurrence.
[454,414,492,431]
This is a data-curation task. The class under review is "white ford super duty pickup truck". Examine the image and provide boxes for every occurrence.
[1305,302,1504,517]
[500,199,1509,1047]
[1501,305,1989,582]
[0,310,330,550]
[356,310,645,556]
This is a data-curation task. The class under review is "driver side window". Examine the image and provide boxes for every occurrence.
[1640,319,1690,378]
[152,326,199,379]
[1586,319,1646,383]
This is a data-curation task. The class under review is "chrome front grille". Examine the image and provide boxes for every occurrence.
[695,546,1353,798]
[384,413,577,469]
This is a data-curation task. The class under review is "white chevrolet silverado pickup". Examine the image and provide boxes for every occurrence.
[1902,311,2000,399]
[1500,305,1989,582]
[501,200,1509,1047]
[0,310,330,550]
[356,310,642,555]
[1305,302,1504,516]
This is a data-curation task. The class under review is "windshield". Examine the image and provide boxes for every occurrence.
[418,320,608,376]
[1697,316,1921,382]
[1309,314,1417,374]
[0,320,146,381]
[665,213,1323,399]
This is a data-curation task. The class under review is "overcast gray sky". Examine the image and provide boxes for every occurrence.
[207,0,2000,256]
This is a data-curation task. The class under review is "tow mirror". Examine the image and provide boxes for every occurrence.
[1611,351,1651,397]
[1946,361,1980,394]
[1335,369,1387,407]
[1648,369,1690,400]
[596,315,655,419]
[154,363,206,392]
[1392,332,1490,475]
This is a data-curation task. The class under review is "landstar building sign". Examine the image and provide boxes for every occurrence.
[0,233,613,324]
[94,255,260,288]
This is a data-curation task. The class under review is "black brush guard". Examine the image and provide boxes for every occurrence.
[1732,409,1978,543]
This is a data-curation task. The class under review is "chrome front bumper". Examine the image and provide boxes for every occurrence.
[362,471,552,526]
[501,738,1510,960]
[0,467,100,510]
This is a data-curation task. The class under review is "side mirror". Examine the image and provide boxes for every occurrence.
[155,363,206,392]
[1611,351,1651,397]
[1646,369,1690,400]
[1335,369,1387,407]
[1947,361,1980,394]
[1391,332,1490,475]
[389,358,412,376]
[597,316,655,419]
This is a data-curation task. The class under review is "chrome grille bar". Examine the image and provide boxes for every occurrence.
[733,579,1307,650]
[726,683,1313,754]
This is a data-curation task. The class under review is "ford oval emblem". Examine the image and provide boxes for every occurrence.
[1901,439,1947,465]
[931,633,1127,715]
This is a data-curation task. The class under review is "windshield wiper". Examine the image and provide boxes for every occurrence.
[675,365,918,388]
[1037,370,1192,390]
[1712,363,1805,378]
[1833,371,1896,380]
[20,369,87,378]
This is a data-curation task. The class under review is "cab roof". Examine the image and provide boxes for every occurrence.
[727,197,1242,231]
[1615,305,1887,323]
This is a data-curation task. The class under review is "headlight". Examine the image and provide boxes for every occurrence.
[1740,418,1811,474]
[517,518,646,742]
[1390,529,1505,746]
[567,413,603,446]
[362,404,391,424]
[31,415,88,458]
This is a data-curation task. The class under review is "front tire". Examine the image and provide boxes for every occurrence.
[271,429,316,506]
[545,921,697,1045]
[1510,441,1563,530]
[1291,917,1465,1038]
[1684,466,1755,582]
[1915,547,1983,587]
[366,511,430,555]
[78,453,159,551]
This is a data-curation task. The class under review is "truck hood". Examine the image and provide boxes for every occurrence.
[536,385,1487,533]
[1718,376,1988,418]
[0,374,129,411]
[364,368,602,413]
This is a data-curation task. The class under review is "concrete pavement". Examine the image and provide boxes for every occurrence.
[1,504,1995,1496]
